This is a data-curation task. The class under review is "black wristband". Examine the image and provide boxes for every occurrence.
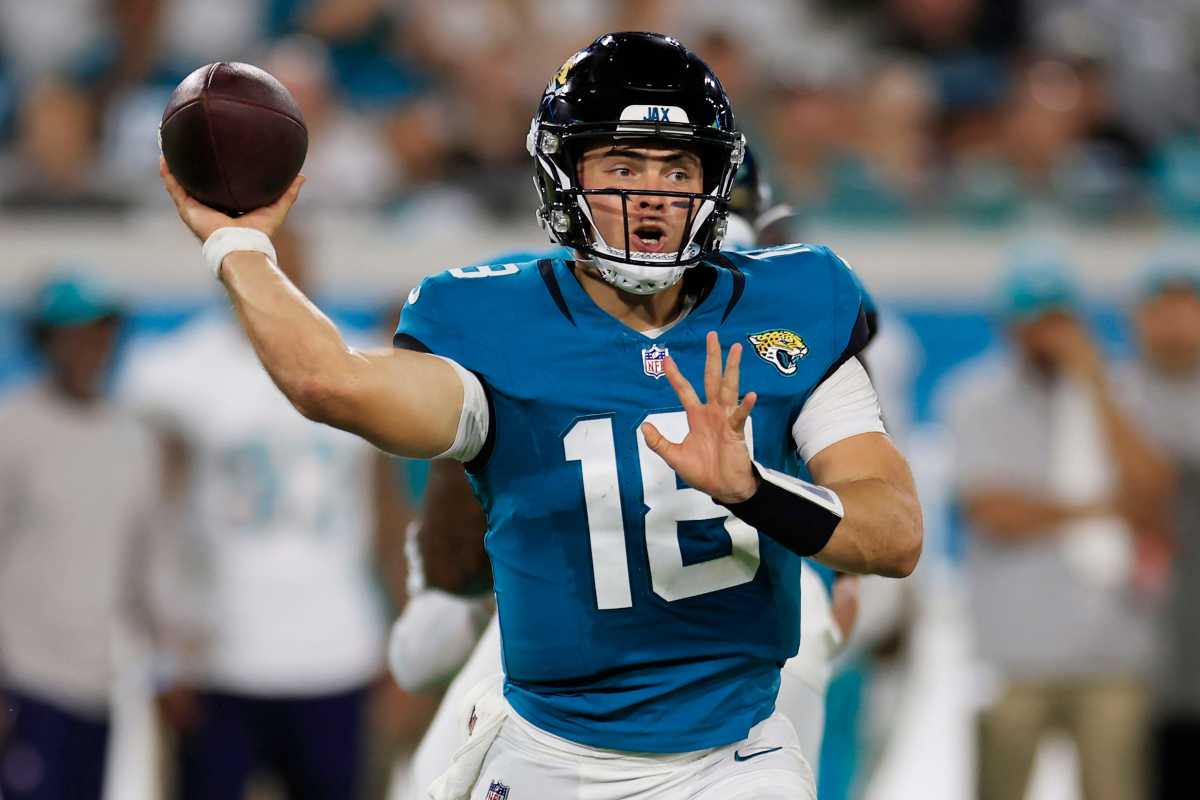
[719,463,844,557]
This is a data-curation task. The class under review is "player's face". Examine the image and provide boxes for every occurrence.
[1136,286,1200,373]
[576,143,704,255]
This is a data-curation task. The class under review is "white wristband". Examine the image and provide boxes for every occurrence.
[202,227,278,278]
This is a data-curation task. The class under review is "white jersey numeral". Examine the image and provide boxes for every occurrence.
[636,412,760,601]
[448,263,520,279]
[742,244,811,260]
[564,411,760,610]
[564,418,633,610]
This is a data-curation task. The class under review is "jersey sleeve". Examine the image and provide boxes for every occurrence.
[393,274,470,364]
[792,357,886,462]
[392,271,499,469]
[816,245,873,385]
[843,258,880,346]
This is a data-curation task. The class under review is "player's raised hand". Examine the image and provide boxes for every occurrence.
[641,331,759,504]
[160,155,304,242]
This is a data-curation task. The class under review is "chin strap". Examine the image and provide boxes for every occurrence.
[580,251,690,294]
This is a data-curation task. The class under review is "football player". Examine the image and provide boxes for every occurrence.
[160,32,921,800]
[391,148,866,795]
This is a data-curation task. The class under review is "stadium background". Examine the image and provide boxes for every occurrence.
[1,0,1198,798]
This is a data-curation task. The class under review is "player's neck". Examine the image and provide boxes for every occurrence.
[573,263,688,332]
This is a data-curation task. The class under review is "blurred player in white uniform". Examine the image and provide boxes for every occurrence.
[120,229,394,800]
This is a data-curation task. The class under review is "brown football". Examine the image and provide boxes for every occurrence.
[160,62,307,215]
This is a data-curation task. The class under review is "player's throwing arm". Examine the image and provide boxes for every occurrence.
[646,330,922,578]
[159,158,464,459]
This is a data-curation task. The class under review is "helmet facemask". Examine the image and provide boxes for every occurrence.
[530,122,744,294]
[529,32,745,293]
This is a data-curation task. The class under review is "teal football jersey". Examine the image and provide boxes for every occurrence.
[394,244,869,752]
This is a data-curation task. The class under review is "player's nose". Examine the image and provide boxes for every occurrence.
[636,193,666,210]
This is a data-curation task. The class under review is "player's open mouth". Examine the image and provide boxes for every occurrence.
[632,224,670,253]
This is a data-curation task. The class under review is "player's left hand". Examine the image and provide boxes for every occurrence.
[160,155,304,242]
[641,331,759,504]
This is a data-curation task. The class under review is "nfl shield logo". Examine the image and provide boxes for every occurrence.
[486,781,510,800]
[642,345,670,379]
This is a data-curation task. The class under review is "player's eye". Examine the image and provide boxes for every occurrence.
[608,166,635,178]
[666,169,691,182]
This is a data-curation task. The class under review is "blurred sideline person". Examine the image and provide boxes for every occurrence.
[119,227,401,800]
[0,274,161,800]
[1123,259,1200,800]
[942,255,1171,800]
[390,151,870,797]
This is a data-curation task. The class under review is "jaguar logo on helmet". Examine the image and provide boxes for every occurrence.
[553,50,586,90]
[528,32,745,295]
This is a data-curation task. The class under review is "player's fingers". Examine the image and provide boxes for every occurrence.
[729,391,757,431]
[159,157,186,209]
[159,156,184,200]
[275,174,305,209]
[703,331,721,402]
[641,422,681,465]
[719,343,743,407]
[160,161,210,221]
[663,356,702,409]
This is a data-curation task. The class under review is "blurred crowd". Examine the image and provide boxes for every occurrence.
[0,0,1199,224]
[5,2,1200,799]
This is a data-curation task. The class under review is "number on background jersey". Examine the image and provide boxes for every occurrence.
[449,263,520,279]
[219,439,345,538]
[564,412,760,610]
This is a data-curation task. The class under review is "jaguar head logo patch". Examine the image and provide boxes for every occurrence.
[748,329,807,375]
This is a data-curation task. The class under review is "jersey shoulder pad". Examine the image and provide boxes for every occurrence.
[725,243,862,308]
[467,246,571,267]
[723,244,870,376]
[393,258,541,366]
[719,242,823,272]
[725,242,848,277]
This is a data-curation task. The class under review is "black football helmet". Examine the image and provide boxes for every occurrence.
[728,145,771,224]
[527,32,745,289]
[727,146,802,248]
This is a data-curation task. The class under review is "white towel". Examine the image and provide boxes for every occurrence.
[1049,376,1133,588]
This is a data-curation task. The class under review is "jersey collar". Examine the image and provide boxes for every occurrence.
[549,258,733,340]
